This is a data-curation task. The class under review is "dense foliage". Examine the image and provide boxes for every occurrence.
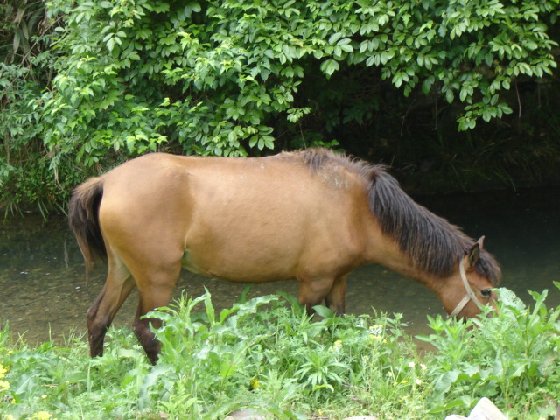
[0,287,558,418]
[1,0,559,212]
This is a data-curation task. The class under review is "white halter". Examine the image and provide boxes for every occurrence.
[449,257,484,317]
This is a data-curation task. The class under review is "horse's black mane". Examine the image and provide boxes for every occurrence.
[288,148,500,284]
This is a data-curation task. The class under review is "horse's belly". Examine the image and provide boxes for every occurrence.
[181,247,296,282]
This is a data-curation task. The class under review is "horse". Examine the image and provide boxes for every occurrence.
[68,148,501,364]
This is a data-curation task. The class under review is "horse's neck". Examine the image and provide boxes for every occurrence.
[364,226,437,288]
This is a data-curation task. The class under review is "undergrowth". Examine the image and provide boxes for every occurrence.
[0,286,558,419]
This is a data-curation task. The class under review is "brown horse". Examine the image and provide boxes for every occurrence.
[69,148,501,364]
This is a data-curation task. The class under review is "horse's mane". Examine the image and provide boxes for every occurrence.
[286,148,500,284]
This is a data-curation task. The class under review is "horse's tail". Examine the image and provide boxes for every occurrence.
[68,177,107,270]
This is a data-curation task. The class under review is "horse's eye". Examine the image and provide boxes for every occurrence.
[481,289,493,298]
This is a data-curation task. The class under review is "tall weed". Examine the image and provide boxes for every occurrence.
[420,283,560,418]
[0,286,558,418]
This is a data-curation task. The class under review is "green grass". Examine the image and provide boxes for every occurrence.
[0,286,558,419]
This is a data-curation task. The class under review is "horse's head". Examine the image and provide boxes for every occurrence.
[440,236,501,318]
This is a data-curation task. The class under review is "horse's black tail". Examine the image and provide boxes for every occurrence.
[68,177,107,270]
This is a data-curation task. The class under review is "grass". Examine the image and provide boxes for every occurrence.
[0,286,558,419]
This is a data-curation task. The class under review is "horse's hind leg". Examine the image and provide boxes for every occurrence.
[87,254,134,357]
[131,263,182,364]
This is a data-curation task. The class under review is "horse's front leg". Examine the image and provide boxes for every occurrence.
[325,275,347,314]
[297,276,335,313]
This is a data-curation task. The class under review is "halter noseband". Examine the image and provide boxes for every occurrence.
[449,258,484,317]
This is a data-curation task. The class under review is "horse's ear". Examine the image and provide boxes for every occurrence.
[477,235,486,249]
[465,241,481,269]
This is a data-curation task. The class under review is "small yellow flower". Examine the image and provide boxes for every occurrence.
[332,339,342,350]
[249,378,260,390]
[420,363,427,371]
[33,411,52,420]
[0,380,10,391]
[0,364,7,379]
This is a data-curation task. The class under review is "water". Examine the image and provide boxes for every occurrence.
[1,187,559,344]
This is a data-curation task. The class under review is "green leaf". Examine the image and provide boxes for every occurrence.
[422,78,434,94]
[328,32,342,44]
[445,89,454,103]
[320,59,339,77]
[312,305,334,318]
[107,37,115,52]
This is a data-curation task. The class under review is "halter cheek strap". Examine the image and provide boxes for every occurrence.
[449,258,484,317]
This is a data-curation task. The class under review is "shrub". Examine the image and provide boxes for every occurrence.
[43,0,558,161]
[0,285,558,418]
[421,284,560,417]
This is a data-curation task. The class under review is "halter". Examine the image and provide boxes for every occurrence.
[449,257,484,317]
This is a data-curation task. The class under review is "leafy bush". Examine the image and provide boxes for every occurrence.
[1,286,558,418]
[143,292,425,418]
[420,285,560,417]
[43,0,558,162]
[0,1,85,214]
